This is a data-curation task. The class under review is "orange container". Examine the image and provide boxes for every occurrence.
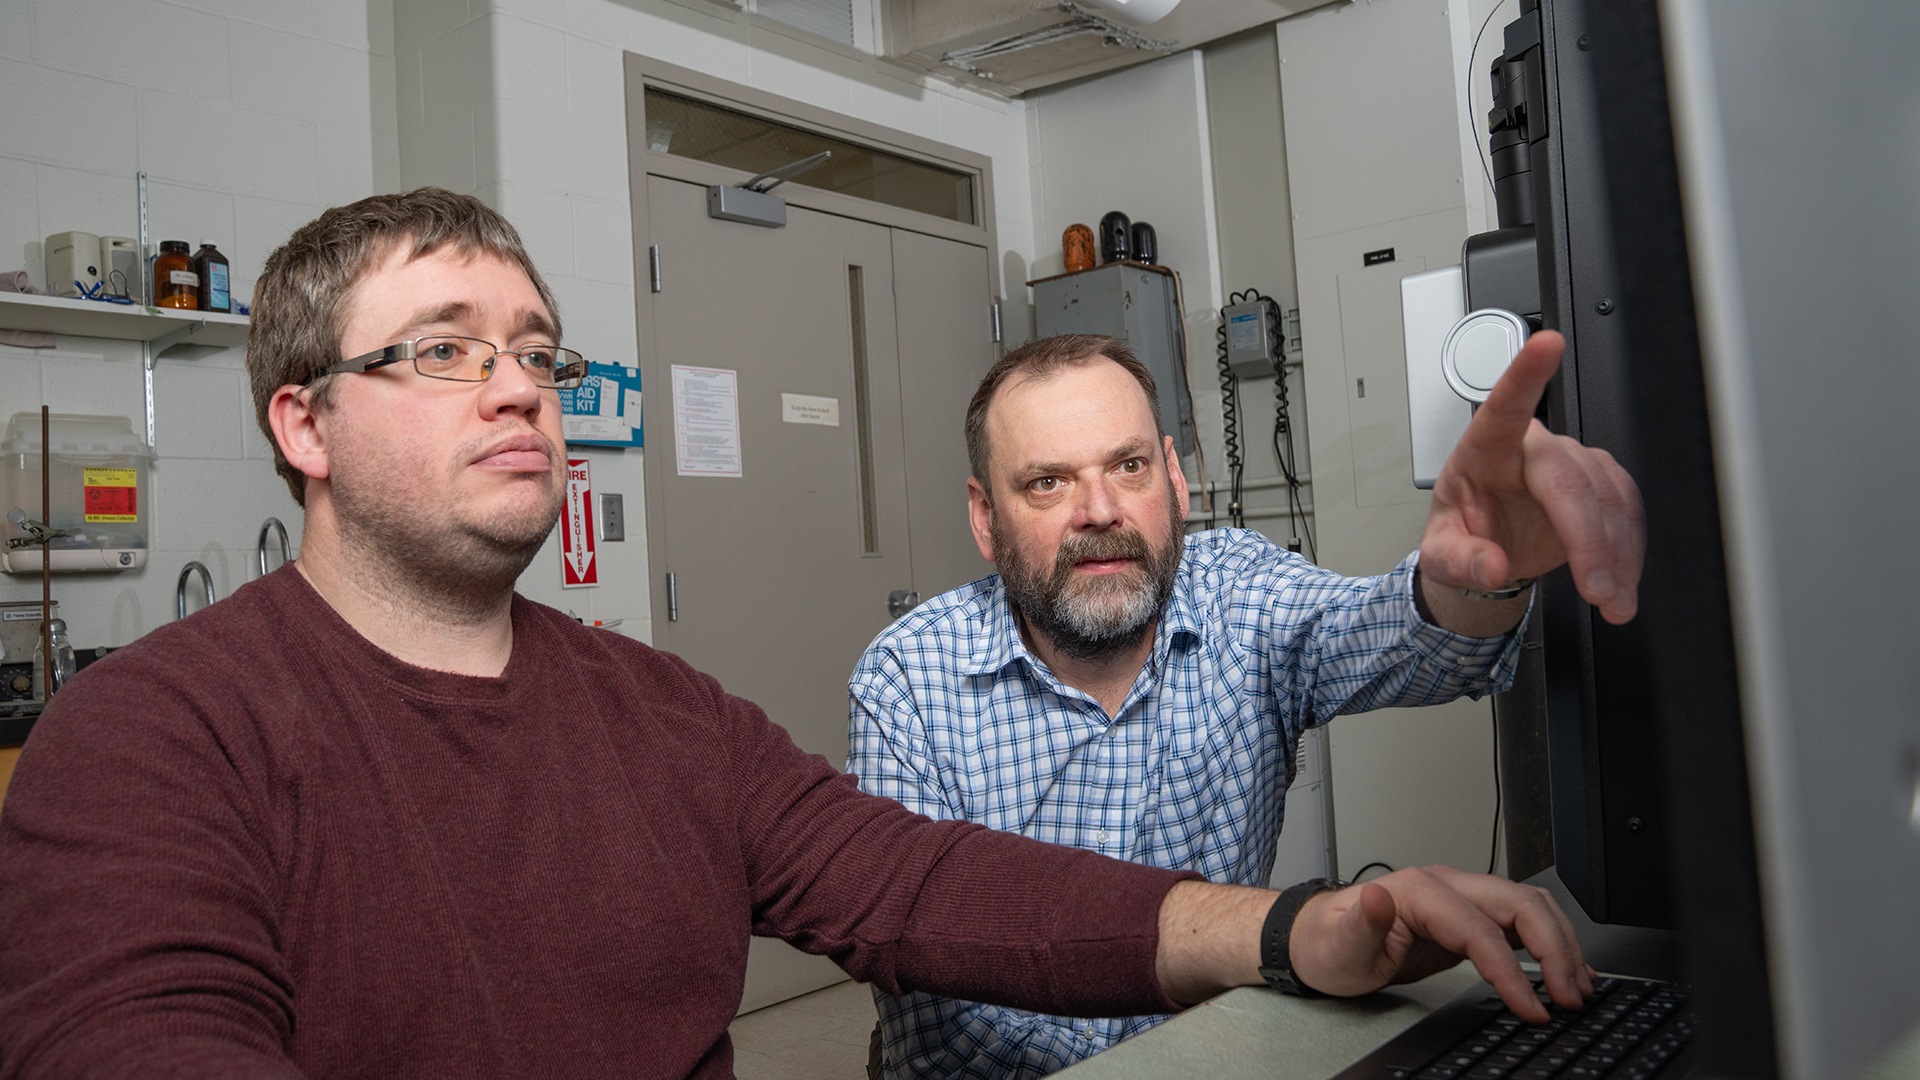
[1063,224,1096,273]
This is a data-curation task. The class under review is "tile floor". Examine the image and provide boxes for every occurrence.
[729,979,875,1079]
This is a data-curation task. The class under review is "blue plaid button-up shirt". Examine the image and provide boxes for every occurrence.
[846,529,1526,1079]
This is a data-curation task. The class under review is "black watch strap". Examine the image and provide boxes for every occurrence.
[1258,877,1346,997]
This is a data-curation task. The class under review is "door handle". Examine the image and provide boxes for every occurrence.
[888,589,920,619]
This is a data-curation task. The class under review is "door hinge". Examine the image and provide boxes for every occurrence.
[665,571,678,621]
[990,300,1002,343]
[649,244,662,294]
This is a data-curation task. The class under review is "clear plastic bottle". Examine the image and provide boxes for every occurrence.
[153,241,198,309]
[193,241,231,313]
[33,618,76,698]
[47,618,76,693]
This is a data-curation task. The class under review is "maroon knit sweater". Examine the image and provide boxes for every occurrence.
[0,568,1191,1079]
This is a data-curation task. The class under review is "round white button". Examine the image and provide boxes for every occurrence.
[1441,308,1531,404]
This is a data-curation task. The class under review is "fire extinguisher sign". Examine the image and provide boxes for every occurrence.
[562,457,598,588]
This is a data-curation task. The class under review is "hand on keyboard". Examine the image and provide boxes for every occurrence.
[1290,865,1596,1023]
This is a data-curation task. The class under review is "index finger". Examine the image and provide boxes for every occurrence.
[1457,329,1566,455]
[1429,867,1592,1012]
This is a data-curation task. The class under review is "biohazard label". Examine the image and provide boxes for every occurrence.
[83,468,138,522]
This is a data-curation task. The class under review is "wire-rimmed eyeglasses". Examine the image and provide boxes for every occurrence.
[312,335,588,389]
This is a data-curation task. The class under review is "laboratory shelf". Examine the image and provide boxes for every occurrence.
[1,290,250,447]
[0,290,248,350]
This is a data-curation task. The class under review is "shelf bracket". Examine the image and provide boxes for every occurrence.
[142,341,157,447]
[142,319,211,446]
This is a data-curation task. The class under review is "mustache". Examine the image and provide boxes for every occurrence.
[1053,528,1151,574]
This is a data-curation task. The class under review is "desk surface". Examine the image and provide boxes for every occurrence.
[1057,966,1481,1080]
[1062,967,1920,1080]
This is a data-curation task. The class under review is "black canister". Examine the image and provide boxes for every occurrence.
[1098,211,1131,264]
[1130,221,1158,265]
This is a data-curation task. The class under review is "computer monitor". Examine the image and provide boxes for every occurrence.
[1487,1,1920,1077]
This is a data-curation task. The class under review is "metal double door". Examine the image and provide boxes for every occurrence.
[641,174,994,1009]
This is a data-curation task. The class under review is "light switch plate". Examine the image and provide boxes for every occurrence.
[600,493,625,542]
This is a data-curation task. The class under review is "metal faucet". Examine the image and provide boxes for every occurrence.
[257,517,291,578]
[176,561,215,620]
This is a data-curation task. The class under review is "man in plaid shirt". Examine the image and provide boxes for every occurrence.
[848,333,1641,1079]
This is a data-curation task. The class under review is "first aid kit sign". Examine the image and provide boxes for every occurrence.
[562,457,597,588]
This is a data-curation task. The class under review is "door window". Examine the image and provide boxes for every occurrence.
[642,87,978,225]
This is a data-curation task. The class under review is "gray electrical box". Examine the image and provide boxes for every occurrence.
[1032,263,1196,457]
[1222,299,1278,378]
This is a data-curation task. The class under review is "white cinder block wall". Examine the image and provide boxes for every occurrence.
[4,0,1036,654]
[0,0,394,647]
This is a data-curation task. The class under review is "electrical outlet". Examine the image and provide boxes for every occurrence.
[600,493,625,542]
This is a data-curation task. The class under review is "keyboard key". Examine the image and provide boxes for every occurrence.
[1335,975,1692,1080]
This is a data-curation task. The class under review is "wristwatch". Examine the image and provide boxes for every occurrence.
[1461,576,1536,601]
[1258,877,1346,997]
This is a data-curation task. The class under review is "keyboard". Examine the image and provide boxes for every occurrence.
[1333,974,1695,1080]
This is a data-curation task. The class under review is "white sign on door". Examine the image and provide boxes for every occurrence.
[672,365,744,478]
[780,393,840,427]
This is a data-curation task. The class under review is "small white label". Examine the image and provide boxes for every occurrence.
[781,393,840,427]
[170,270,199,286]
[1227,311,1262,353]
[2,609,42,621]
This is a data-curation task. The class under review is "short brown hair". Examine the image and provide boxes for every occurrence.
[247,188,560,506]
[964,333,1163,487]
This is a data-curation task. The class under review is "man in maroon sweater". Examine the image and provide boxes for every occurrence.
[0,190,1599,1079]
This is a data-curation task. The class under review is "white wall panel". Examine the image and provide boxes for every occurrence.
[0,60,140,175]
[139,93,320,203]
[151,364,249,461]
[4,0,1036,656]
[1280,0,1471,241]
[745,26,859,117]
[232,24,372,124]
[491,16,570,112]
[174,0,311,34]
[400,109,483,192]
[34,169,137,264]
[138,180,238,268]
[393,0,478,55]
[22,349,141,422]
[420,17,494,124]
[1276,0,1497,878]
[490,180,575,279]
[1023,50,1226,486]
[0,0,380,647]
[0,3,31,61]
[571,195,636,286]
[30,0,232,97]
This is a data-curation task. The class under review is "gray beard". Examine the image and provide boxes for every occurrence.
[994,500,1184,663]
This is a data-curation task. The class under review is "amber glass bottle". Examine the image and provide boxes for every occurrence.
[152,241,198,309]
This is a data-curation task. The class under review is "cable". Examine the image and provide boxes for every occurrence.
[1264,298,1315,562]
[1229,288,1316,561]
[1348,861,1395,884]
[1216,295,1247,528]
[1488,708,1503,875]
[1468,0,1516,200]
